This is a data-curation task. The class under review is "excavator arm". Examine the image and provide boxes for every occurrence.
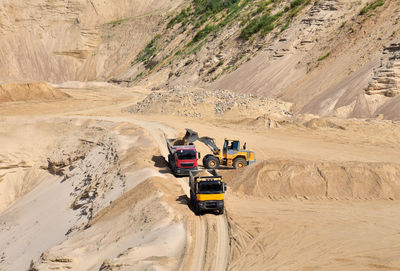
[198,136,220,155]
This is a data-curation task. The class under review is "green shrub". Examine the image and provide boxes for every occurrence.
[135,34,161,64]
[290,0,305,9]
[194,0,240,15]
[168,8,190,28]
[317,52,330,61]
[240,12,282,40]
[218,0,250,28]
[192,24,217,43]
[280,21,290,32]
[253,1,271,15]
[285,0,310,18]
[359,0,384,15]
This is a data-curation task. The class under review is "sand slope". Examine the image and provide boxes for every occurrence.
[0,0,183,83]
[31,177,187,271]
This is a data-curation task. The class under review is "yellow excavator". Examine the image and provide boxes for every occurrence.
[185,129,256,169]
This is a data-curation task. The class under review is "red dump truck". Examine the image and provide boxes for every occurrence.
[166,130,200,176]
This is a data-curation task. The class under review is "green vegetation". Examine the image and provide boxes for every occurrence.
[134,72,143,81]
[168,8,190,28]
[193,0,240,15]
[253,1,271,15]
[340,21,346,28]
[192,24,217,43]
[317,52,330,61]
[167,0,250,49]
[359,0,384,15]
[283,0,310,18]
[133,0,313,77]
[289,0,309,9]
[135,34,161,64]
[280,21,290,32]
[187,42,204,54]
[218,0,251,28]
[240,0,310,40]
[240,12,282,40]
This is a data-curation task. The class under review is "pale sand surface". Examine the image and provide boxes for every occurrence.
[0,84,399,270]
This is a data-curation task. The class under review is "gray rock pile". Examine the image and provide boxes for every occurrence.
[127,87,292,118]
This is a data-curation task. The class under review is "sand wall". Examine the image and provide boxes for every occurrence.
[227,160,400,200]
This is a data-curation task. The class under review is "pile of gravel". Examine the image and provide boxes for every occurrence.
[127,87,292,118]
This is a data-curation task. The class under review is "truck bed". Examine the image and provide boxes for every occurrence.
[189,169,220,180]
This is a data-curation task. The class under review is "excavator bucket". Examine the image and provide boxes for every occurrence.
[198,136,220,153]
[183,128,199,144]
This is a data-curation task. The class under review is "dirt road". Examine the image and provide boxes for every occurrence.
[125,118,231,271]
[175,174,230,271]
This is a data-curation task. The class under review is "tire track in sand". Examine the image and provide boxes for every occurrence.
[190,213,230,271]
[89,117,230,271]
[176,176,230,271]
[214,213,230,271]
[190,215,208,271]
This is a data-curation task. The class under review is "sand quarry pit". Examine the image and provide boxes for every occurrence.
[0,84,400,270]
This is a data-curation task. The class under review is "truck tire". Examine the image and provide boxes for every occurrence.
[202,154,212,168]
[189,190,194,205]
[194,203,200,216]
[218,208,224,215]
[204,155,220,169]
[233,157,246,169]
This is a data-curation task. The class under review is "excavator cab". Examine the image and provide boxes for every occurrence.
[223,139,239,156]
[224,139,240,151]
[221,139,247,168]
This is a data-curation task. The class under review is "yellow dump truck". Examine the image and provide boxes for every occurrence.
[189,169,226,215]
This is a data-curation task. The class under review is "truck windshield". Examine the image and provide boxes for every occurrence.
[198,181,223,194]
[177,150,196,160]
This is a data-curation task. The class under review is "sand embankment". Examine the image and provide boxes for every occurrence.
[225,159,400,200]
[0,82,69,102]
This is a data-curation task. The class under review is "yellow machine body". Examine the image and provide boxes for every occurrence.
[216,139,256,168]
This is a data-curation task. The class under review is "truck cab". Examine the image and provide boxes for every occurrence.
[167,144,200,176]
[189,169,226,215]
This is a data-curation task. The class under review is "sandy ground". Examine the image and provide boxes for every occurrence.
[1,83,400,270]
[226,197,400,271]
